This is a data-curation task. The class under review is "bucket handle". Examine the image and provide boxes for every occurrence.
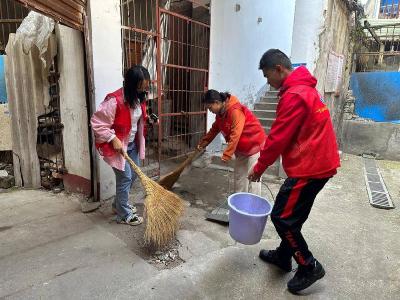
[248,180,253,194]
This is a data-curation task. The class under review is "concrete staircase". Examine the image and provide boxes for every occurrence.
[252,89,285,177]
[253,90,279,134]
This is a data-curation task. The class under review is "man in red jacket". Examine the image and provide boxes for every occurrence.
[248,49,340,294]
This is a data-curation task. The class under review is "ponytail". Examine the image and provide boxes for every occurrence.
[203,89,231,104]
[219,92,231,102]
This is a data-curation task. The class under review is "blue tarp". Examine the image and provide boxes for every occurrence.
[0,55,7,104]
[350,72,400,123]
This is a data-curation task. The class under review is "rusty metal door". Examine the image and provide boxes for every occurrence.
[121,0,210,176]
[157,3,210,160]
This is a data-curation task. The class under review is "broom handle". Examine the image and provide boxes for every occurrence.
[123,152,147,181]
[124,149,202,178]
[176,149,202,172]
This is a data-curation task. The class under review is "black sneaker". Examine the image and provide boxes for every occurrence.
[287,259,325,294]
[259,249,292,272]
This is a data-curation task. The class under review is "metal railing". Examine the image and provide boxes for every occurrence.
[354,21,400,71]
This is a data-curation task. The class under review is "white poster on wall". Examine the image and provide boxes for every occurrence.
[325,51,344,93]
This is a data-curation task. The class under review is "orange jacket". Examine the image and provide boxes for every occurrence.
[199,95,266,161]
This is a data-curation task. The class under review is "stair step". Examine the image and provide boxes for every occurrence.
[260,96,279,104]
[258,117,275,127]
[263,126,271,134]
[254,102,277,110]
[253,109,276,119]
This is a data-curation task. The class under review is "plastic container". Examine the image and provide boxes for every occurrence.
[228,192,272,245]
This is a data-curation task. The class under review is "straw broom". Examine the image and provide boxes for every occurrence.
[158,149,202,190]
[123,152,184,248]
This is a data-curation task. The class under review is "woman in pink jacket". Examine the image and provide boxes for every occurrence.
[91,66,150,226]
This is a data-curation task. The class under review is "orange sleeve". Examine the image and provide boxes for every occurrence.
[198,120,220,147]
[222,109,245,161]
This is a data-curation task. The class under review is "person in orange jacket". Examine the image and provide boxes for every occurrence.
[197,89,266,195]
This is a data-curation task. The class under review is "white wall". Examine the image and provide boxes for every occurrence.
[57,25,91,181]
[290,0,327,74]
[207,0,296,150]
[209,0,295,104]
[90,0,123,200]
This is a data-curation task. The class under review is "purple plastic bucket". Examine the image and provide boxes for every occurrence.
[228,192,272,245]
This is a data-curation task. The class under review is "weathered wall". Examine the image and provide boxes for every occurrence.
[314,0,354,134]
[56,24,91,195]
[90,0,123,200]
[341,120,400,161]
[291,0,355,135]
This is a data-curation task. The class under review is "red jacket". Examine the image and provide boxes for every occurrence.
[95,88,147,157]
[200,95,266,160]
[253,66,340,178]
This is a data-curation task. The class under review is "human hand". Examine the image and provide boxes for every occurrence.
[197,144,205,151]
[248,168,261,182]
[148,113,159,126]
[112,137,123,153]
[221,157,229,164]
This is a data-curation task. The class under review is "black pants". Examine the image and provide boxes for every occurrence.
[271,177,330,266]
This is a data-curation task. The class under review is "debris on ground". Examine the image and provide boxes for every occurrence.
[148,239,184,269]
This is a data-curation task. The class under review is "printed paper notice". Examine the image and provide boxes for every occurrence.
[325,51,344,93]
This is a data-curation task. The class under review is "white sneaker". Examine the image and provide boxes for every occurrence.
[117,215,143,226]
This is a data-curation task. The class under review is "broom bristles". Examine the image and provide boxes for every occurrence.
[124,152,185,248]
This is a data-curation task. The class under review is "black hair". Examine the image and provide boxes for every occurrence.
[259,49,293,71]
[202,89,231,104]
[123,65,150,108]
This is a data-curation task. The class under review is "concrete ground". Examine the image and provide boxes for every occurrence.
[0,154,399,299]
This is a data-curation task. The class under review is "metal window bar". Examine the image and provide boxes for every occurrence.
[121,0,161,177]
[120,0,210,168]
[0,0,29,54]
[159,5,209,160]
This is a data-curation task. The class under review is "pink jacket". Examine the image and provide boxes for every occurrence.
[91,97,146,171]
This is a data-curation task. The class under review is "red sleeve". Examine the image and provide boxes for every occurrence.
[253,93,308,176]
[198,120,220,147]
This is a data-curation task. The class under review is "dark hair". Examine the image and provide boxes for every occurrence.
[123,65,150,108]
[202,89,231,104]
[259,49,292,71]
